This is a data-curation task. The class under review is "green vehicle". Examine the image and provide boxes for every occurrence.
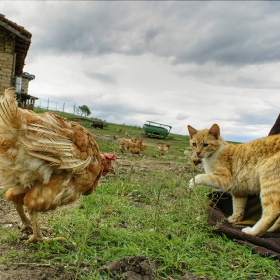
[143,121,172,138]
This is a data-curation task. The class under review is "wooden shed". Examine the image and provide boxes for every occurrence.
[0,14,37,109]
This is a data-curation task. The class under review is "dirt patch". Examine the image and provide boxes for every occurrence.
[0,265,72,280]
[0,197,75,280]
[99,255,156,280]
[116,154,194,174]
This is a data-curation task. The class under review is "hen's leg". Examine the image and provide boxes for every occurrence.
[26,210,67,245]
[26,210,44,244]
[13,203,32,232]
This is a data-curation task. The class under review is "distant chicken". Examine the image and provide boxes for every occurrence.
[156,143,171,156]
[109,135,118,141]
[120,139,130,153]
[131,136,139,142]
[0,88,116,244]
[120,138,146,155]
[129,140,147,155]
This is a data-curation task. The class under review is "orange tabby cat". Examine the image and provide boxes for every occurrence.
[188,123,280,237]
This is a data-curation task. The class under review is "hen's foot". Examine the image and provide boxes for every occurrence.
[18,222,32,233]
[40,226,51,231]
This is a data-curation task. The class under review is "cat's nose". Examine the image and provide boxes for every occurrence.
[196,151,201,156]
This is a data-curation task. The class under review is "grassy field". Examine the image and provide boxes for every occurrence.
[1,110,280,280]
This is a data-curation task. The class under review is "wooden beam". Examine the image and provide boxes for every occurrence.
[0,21,31,42]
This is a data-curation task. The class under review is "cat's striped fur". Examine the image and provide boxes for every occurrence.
[188,123,280,237]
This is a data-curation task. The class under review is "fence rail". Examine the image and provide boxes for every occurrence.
[36,99,80,115]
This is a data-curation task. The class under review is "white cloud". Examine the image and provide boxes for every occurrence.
[176,113,189,121]
[1,1,280,142]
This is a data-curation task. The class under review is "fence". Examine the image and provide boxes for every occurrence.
[36,99,80,115]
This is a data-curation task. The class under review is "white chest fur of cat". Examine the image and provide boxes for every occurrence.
[188,123,280,237]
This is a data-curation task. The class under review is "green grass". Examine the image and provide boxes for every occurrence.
[1,109,279,279]
[6,176,279,280]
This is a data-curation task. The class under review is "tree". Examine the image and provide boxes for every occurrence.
[77,105,91,117]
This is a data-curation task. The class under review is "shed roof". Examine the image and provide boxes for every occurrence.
[0,14,32,76]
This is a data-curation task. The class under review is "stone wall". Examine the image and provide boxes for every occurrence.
[21,77,29,94]
[0,28,15,93]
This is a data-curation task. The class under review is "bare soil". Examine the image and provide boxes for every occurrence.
[0,154,202,280]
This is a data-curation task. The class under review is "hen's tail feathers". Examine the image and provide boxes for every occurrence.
[0,88,19,141]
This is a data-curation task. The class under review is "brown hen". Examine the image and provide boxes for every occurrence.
[120,138,146,155]
[156,143,171,156]
[0,88,116,244]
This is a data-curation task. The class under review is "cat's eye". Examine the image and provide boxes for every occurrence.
[192,143,197,147]
[203,143,209,147]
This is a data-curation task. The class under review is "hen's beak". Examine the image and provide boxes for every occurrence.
[102,166,115,176]
[109,166,115,174]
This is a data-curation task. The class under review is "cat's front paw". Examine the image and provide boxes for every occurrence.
[241,227,254,236]
[189,175,203,188]
[189,178,195,189]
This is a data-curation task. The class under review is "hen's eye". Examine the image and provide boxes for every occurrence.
[203,143,209,147]
[192,143,197,147]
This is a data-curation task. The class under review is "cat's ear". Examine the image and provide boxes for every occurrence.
[209,124,220,139]
[187,125,197,139]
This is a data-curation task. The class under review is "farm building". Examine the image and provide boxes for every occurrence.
[0,13,37,110]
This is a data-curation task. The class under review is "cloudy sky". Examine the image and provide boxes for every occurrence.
[1,1,280,142]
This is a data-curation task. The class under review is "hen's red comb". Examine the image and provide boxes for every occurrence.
[104,153,116,160]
